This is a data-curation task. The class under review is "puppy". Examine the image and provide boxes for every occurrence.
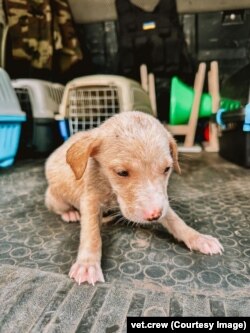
[45,111,223,285]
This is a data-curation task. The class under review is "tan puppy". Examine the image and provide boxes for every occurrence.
[45,111,223,285]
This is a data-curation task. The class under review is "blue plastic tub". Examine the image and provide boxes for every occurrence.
[0,115,26,167]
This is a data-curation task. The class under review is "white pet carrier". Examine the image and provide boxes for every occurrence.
[11,79,64,155]
[57,74,153,140]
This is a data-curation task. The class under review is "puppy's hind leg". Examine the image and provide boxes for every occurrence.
[45,187,80,223]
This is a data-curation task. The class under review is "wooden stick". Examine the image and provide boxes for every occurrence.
[140,64,148,92]
[148,73,157,116]
[184,62,206,147]
[209,61,220,114]
[205,61,220,152]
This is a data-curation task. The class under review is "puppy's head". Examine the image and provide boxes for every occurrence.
[67,112,180,223]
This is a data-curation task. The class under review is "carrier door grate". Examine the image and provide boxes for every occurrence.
[14,87,33,150]
[68,85,120,134]
[14,88,33,120]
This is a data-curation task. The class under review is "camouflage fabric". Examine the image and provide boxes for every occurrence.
[4,0,83,71]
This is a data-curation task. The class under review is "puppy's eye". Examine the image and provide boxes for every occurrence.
[164,167,171,174]
[117,170,129,177]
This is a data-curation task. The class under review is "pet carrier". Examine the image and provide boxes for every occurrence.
[57,75,153,140]
[0,68,26,167]
[12,79,64,156]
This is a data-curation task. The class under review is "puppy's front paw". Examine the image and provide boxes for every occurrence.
[61,210,80,223]
[69,261,105,285]
[187,233,223,255]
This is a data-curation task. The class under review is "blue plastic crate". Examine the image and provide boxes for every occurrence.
[0,115,26,167]
[0,68,26,167]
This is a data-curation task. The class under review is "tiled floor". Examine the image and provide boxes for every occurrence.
[0,153,249,332]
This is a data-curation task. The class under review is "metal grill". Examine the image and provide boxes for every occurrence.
[47,85,64,105]
[14,88,33,119]
[68,85,120,133]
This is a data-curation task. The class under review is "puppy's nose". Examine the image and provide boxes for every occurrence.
[144,208,162,222]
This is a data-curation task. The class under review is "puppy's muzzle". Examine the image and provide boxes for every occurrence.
[143,208,162,222]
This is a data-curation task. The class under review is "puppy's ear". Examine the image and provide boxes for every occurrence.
[169,136,181,174]
[66,133,101,180]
